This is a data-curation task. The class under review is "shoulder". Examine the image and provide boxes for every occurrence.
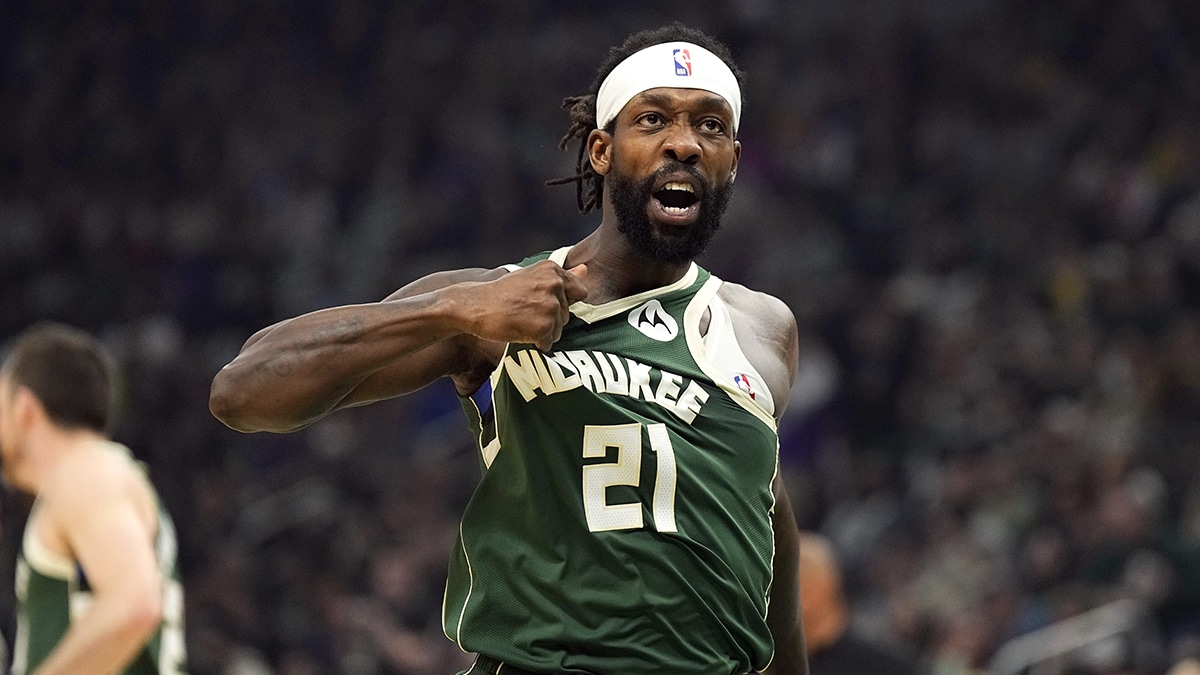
[713,281,800,418]
[49,445,137,490]
[716,282,797,343]
[716,281,799,372]
[42,444,154,521]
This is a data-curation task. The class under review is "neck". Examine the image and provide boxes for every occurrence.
[15,425,107,494]
[568,215,693,305]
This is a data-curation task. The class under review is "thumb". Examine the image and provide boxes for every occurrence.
[565,264,589,302]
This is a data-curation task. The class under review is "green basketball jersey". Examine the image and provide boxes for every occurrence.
[446,248,781,674]
[12,443,187,675]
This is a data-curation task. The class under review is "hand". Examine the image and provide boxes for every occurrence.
[457,260,588,351]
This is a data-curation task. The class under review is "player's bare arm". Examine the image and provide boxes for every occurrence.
[767,478,808,675]
[209,260,588,433]
[719,283,809,675]
[30,449,163,675]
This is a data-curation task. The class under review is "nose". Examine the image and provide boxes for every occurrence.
[662,125,701,165]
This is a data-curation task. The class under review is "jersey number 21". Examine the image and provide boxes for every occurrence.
[581,423,677,533]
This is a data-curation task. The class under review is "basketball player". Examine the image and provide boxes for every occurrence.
[0,324,185,674]
[211,23,806,675]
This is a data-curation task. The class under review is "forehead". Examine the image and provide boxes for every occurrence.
[620,87,735,119]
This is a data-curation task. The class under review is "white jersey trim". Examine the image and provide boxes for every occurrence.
[684,276,777,432]
[442,520,480,653]
[482,343,510,469]
[445,355,506,648]
[701,293,776,417]
[22,506,75,582]
[546,246,700,323]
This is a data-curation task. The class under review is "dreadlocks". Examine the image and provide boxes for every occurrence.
[546,94,604,213]
[546,23,745,215]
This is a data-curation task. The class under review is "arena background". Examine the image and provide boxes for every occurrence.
[3,1,1200,673]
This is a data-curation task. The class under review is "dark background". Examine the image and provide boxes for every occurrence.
[3,1,1200,673]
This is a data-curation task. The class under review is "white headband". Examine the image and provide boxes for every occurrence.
[596,41,742,133]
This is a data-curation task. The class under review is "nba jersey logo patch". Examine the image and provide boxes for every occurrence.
[629,299,679,342]
[673,49,692,76]
[734,373,757,400]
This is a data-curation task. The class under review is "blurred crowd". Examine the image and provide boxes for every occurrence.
[3,0,1200,673]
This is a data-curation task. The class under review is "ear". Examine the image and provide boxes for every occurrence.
[587,129,613,176]
[12,386,42,430]
[730,139,742,184]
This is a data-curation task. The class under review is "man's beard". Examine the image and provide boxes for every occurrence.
[608,161,734,264]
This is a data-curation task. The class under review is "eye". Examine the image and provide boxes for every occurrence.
[700,118,726,134]
[638,112,665,127]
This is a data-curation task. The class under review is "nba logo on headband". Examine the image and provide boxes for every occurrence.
[673,49,692,76]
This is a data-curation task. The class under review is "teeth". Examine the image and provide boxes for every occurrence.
[663,182,694,193]
[663,206,688,214]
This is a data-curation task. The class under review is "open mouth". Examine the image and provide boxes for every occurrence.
[651,181,700,219]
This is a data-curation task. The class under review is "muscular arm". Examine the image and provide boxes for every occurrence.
[720,283,809,675]
[210,262,588,433]
[766,478,809,675]
[32,454,162,675]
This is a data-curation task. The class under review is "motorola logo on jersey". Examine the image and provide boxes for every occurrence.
[629,300,679,342]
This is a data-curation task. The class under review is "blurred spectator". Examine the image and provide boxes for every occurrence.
[801,531,918,674]
[1170,659,1200,675]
